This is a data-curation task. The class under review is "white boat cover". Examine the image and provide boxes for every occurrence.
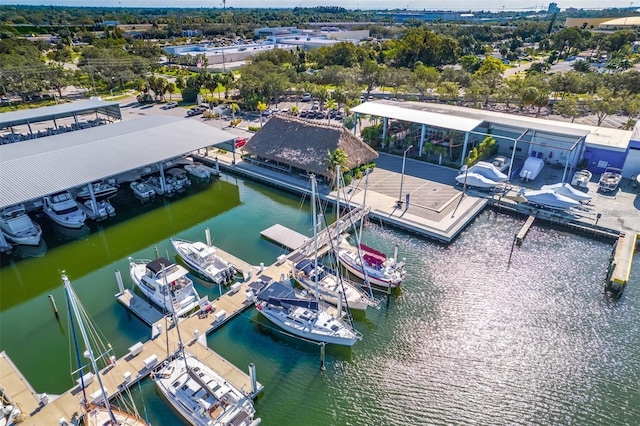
[520,157,545,180]
[541,183,592,203]
[523,189,581,209]
[455,172,499,188]
[461,161,508,182]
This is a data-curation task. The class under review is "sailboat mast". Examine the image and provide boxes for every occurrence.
[358,167,369,241]
[63,274,118,425]
[311,175,319,306]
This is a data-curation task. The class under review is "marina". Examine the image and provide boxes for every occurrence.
[1,100,639,425]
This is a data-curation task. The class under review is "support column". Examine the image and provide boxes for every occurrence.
[382,117,388,144]
[460,132,470,166]
[419,124,426,158]
[26,120,33,137]
[72,112,79,126]
[507,139,518,181]
[353,112,358,136]
[158,162,167,194]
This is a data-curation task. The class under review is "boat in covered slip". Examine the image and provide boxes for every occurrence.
[129,257,200,317]
[255,279,362,346]
[62,273,149,426]
[337,242,405,290]
[571,169,592,188]
[76,199,116,221]
[43,191,87,229]
[172,235,236,286]
[292,259,378,311]
[143,175,176,197]
[540,183,592,203]
[152,351,259,426]
[598,167,623,192]
[130,180,156,202]
[522,189,581,210]
[184,163,213,179]
[74,180,118,202]
[0,204,42,246]
[166,168,192,191]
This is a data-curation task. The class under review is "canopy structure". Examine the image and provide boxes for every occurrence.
[0,116,235,209]
[0,99,122,130]
[351,101,483,133]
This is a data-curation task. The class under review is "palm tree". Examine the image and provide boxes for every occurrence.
[326,148,349,189]
[325,98,337,124]
[166,82,176,101]
[230,102,240,119]
[433,145,448,165]
[257,101,267,127]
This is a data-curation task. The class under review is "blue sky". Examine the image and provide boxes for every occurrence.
[0,0,637,11]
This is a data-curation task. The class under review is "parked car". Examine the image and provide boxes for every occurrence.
[302,93,312,102]
[316,111,326,119]
[335,112,344,121]
[299,110,309,118]
[187,107,205,117]
[163,101,178,109]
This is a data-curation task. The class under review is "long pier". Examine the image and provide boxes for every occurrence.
[605,232,638,296]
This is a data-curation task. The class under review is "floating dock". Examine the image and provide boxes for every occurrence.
[116,289,164,326]
[606,232,638,296]
[261,224,308,250]
[516,215,536,246]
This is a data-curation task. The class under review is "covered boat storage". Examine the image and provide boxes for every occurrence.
[0,115,237,210]
[351,100,633,182]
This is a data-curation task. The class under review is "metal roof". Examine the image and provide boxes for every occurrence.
[0,100,122,129]
[355,100,632,151]
[351,101,483,133]
[0,116,235,209]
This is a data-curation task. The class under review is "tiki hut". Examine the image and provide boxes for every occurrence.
[243,115,378,181]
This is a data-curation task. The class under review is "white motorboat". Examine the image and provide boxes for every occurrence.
[598,167,622,192]
[76,199,116,221]
[130,180,156,202]
[523,189,581,210]
[460,161,508,182]
[0,204,42,246]
[75,180,118,201]
[571,169,592,188]
[62,273,149,426]
[143,175,175,197]
[519,157,545,181]
[166,168,191,190]
[455,172,500,188]
[255,279,362,346]
[171,237,235,285]
[43,191,87,229]
[153,351,258,426]
[337,242,405,289]
[541,183,592,203]
[129,257,200,316]
[184,163,212,179]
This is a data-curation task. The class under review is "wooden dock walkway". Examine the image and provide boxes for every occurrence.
[606,232,638,296]
[116,289,164,326]
[260,224,308,250]
[516,215,536,246]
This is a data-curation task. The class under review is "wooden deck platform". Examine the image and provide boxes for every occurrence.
[607,232,638,295]
[260,224,308,251]
[0,352,42,421]
[516,215,536,246]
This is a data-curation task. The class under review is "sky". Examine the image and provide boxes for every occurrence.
[0,0,637,11]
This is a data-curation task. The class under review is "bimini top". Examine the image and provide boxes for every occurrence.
[0,116,235,209]
[0,99,121,129]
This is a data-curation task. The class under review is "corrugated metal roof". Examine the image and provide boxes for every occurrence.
[0,100,121,129]
[0,116,235,209]
[351,101,483,133]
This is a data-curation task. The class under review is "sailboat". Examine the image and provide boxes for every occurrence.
[152,277,259,425]
[292,169,378,311]
[255,175,363,346]
[62,273,149,426]
[335,167,406,290]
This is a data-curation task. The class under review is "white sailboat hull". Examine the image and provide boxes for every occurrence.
[337,248,403,289]
[171,238,235,285]
[256,302,360,346]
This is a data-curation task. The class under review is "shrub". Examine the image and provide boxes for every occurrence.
[181,87,199,103]
[230,118,242,127]
[248,125,261,132]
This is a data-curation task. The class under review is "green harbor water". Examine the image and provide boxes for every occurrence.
[1,172,639,425]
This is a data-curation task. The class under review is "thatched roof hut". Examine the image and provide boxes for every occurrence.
[243,115,378,180]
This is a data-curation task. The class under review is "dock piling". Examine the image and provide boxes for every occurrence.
[319,343,326,371]
[249,363,257,395]
[115,270,124,294]
[508,234,517,267]
[47,295,59,320]
[205,228,212,247]
[153,246,159,259]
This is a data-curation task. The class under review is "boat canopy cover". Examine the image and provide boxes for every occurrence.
[257,282,318,310]
[541,183,592,202]
[146,257,173,274]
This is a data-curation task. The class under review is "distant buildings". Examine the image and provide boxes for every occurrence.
[565,16,640,28]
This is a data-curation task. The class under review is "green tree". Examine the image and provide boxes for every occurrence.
[554,94,581,123]
[326,148,350,189]
[257,100,267,127]
[585,87,623,126]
